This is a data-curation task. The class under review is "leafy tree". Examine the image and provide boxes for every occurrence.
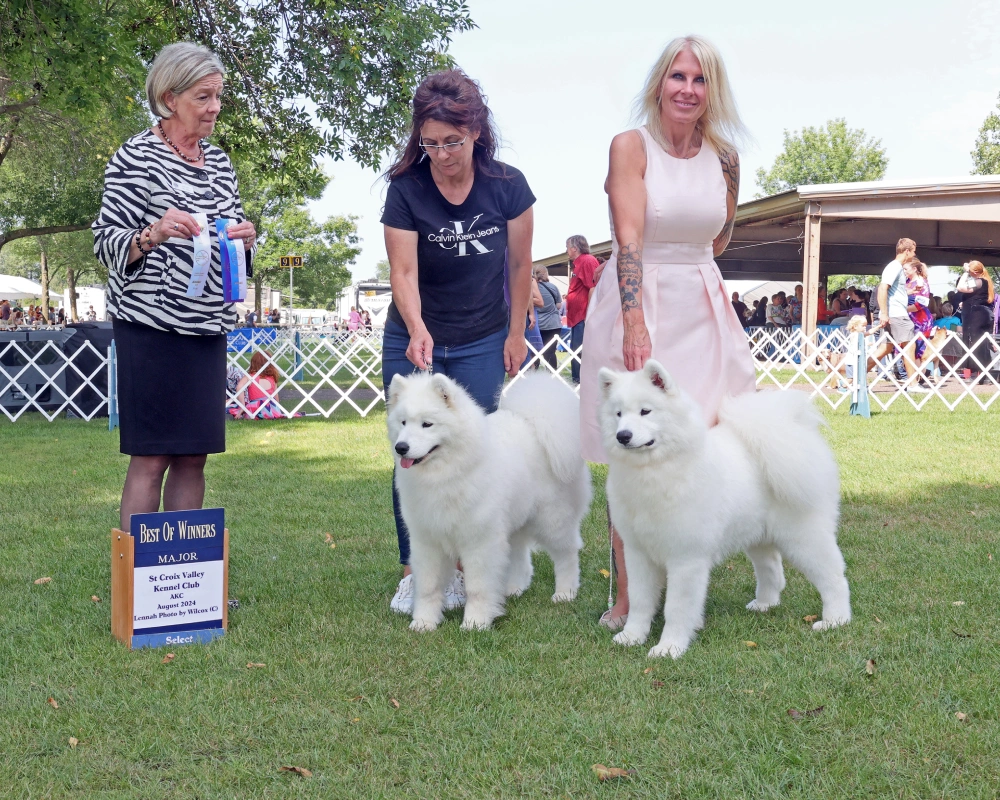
[755,119,888,198]
[0,229,106,320]
[375,259,391,282]
[252,207,360,312]
[971,93,1000,175]
[0,101,148,251]
[2,1,475,180]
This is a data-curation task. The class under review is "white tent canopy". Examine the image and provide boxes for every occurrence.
[0,274,62,301]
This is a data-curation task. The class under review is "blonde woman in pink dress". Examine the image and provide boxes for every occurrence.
[579,35,757,631]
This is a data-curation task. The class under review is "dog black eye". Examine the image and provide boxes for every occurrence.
[401,420,406,426]
[421,422,433,428]
[616,411,621,418]
[640,408,651,416]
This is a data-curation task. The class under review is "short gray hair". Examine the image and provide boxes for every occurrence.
[533,265,550,282]
[566,235,590,254]
[146,42,226,119]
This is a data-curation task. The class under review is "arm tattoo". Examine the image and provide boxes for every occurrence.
[714,150,740,252]
[618,242,643,312]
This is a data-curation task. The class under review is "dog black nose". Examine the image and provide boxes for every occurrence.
[395,442,410,455]
[617,430,633,445]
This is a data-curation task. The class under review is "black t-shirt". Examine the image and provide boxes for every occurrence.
[381,158,535,346]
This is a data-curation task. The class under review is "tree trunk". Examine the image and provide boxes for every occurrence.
[40,241,50,321]
[255,273,264,317]
[67,266,79,323]
[0,114,21,169]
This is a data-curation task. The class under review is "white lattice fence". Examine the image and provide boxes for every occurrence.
[0,338,110,422]
[4,326,1000,423]
[748,325,1000,411]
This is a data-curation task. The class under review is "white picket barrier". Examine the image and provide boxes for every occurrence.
[3,325,999,423]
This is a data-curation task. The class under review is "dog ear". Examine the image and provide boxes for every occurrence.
[598,367,617,396]
[386,374,407,409]
[430,373,457,408]
[644,359,676,394]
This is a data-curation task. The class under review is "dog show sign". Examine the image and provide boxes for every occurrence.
[111,508,229,649]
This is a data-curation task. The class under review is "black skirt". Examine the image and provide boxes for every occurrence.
[113,318,226,456]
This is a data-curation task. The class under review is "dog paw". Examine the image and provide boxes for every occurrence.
[648,640,688,659]
[612,630,646,647]
[551,589,577,603]
[812,616,850,631]
[409,618,438,633]
[460,616,494,631]
[746,599,778,612]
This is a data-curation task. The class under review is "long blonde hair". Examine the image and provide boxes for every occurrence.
[968,261,995,304]
[633,35,748,156]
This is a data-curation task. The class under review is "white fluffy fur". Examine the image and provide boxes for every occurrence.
[387,372,592,632]
[598,360,851,659]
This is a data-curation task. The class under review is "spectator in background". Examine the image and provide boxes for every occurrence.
[0,299,10,321]
[269,307,280,324]
[565,234,599,384]
[347,306,362,331]
[57,308,66,325]
[86,305,97,321]
[231,350,283,419]
[956,260,995,381]
[245,308,257,327]
[522,276,545,368]
[766,293,789,327]
[533,265,564,371]
[748,297,767,327]
[363,310,373,331]
[786,284,803,325]
[731,291,749,326]
[935,301,961,332]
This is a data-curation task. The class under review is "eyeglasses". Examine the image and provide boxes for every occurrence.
[419,135,468,154]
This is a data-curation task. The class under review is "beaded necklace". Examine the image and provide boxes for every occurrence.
[157,120,205,163]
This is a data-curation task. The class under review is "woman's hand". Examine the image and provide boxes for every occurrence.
[406,326,434,370]
[622,309,652,371]
[504,332,527,378]
[225,220,257,251]
[148,208,204,245]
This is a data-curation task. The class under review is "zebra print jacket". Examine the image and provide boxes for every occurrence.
[93,129,254,335]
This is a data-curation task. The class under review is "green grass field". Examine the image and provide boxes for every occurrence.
[1,405,998,798]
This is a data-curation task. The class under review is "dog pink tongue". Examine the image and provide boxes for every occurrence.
[400,457,415,469]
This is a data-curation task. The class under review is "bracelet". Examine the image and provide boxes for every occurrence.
[136,226,158,254]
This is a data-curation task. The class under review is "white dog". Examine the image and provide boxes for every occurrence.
[598,360,851,659]
[387,371,592,632]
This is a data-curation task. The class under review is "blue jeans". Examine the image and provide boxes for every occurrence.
[383,319,508,564]
[570,320,586,384]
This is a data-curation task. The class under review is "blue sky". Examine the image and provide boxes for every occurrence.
[309,0,1000,279]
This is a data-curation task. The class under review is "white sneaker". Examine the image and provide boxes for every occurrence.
[444,569,466,610]
[390,573,414,615]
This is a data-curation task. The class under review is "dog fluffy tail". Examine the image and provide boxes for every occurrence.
[500,374,583,484]
[718,390,838,508]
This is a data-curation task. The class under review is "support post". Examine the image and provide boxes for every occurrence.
[801,202,822,340]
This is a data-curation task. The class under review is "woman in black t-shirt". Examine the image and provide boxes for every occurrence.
[380,69,536,615]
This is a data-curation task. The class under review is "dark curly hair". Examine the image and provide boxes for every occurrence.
[386,69,504,181]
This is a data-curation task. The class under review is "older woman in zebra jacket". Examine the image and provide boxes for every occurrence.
[93,42,256,533]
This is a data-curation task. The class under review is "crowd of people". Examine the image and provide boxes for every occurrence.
[729,238,997,385]
[0,301,72,327]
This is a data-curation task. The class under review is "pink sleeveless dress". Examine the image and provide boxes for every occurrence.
[579,127,756,463]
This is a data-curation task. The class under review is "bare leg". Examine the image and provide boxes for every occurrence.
[162,454,208,511]
[119,455,171,532]
[604,505,629,622]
